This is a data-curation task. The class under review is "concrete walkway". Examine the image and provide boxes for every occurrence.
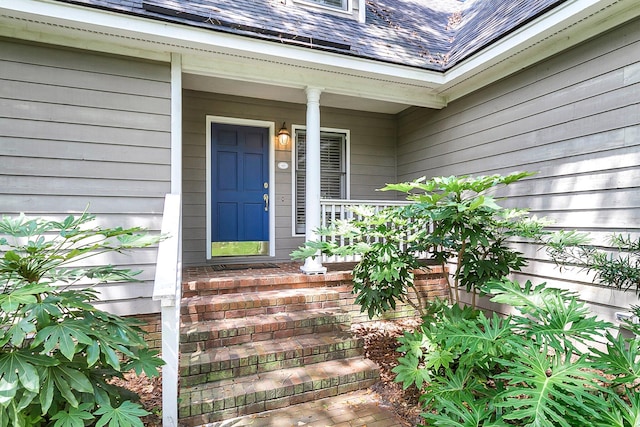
[205,389,410,427]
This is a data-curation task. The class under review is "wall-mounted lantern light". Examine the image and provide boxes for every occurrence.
[277,122,291,150]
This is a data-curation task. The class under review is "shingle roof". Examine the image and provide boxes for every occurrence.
[53,0,567,71]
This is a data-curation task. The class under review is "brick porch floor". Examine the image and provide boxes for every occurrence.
[205,388,409,427]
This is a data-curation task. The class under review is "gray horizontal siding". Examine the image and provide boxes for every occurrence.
[182,90,397,266]
[0,39,171,316]
[396,17,640,323]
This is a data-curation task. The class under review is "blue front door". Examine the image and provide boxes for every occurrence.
[211,123,269,256]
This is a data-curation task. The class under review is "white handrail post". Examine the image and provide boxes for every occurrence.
[153,194,181,427]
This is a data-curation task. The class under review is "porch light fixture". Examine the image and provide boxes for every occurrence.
[277,122,291,150]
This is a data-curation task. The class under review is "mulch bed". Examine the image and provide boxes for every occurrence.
[352,319,423,426]
[121,319,423,427]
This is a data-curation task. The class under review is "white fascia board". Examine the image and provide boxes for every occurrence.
[2,0,444,88]
[441,0,640,101]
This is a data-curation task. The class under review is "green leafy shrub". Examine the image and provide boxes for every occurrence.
[292,172,548,316]
[547,231,640,295]
[0,212,164,427]
[394,280,640,426]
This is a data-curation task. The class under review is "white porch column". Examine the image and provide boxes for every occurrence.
[161,52,182,427]
[301,87,327,274]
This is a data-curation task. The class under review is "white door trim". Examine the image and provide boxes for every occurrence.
[205,116,276,260]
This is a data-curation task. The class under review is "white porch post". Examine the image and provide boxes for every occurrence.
[162,52,182,427]
[301,86,327,274]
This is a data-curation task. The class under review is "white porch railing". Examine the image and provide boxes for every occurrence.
[152,193,181,427]
[319,198,417,263]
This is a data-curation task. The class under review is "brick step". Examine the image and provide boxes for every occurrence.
[180,331,365,386]
[180,308,352,353]
[178,357,380,426]
[181,287,344,323]
[182,269,354,297]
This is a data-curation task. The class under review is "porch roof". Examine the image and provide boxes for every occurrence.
[52,0,565,72]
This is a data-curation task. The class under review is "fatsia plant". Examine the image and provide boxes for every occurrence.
[292,172,549,317]
[394,280,640,427]
[0,212,164,427]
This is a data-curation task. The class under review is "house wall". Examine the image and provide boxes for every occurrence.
[182,90,398,266]
[0,38,172,315]
[396,18,640,323]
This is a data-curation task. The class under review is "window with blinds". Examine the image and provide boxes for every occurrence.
[295,130,347,235]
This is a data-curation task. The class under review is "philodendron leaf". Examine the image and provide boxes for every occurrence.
[495,344,606,427]
[51,402,94,427]
[95,401,149,427]
[391,355,431,390]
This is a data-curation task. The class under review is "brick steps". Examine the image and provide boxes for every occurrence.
[180,308,351,353]
[178,281,383,426]
[180,331,364,386]
[178,357,380,425]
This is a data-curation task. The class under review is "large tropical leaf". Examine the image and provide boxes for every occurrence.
[32,321,94,360]
[422,392,511,427]
[0,352,56,393]
[50,403,94,427]
[94,401,149,427]
[495,344,607,427]
[590,331,640,385]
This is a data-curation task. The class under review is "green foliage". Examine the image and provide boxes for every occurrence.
[292,172,549,317]
[394,280,640,427]
[0,212,164,426]
[546,230,640,294]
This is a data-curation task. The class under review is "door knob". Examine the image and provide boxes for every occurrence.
[263,194,269,211]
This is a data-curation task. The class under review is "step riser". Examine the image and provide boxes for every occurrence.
[180,322,348,353]
[179,369,379,425]
[181,340,365,386]
[181,291,343,323]
[181,300,341,323]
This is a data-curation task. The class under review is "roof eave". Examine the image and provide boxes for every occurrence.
[439,0,640,102]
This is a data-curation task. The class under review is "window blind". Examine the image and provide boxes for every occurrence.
[295,131,346,234]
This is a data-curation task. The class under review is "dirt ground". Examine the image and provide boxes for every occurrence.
[352,319,423,426]
[122,319,423,427]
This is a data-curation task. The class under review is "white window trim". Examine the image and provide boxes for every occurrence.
[205,116,276,259]
[291,0,352,15]
[291,125,351,237]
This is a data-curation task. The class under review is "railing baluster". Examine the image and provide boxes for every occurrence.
[320,199,426,264]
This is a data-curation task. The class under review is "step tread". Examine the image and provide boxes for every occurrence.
[180,357,379,398]
[182,287,342,307]
[180,307,349,334]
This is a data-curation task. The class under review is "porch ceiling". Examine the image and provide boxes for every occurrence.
[182,74,412,115]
